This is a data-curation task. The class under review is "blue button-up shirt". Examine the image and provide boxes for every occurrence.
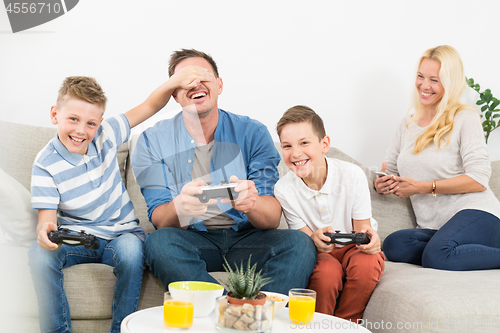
[131,109,280,231]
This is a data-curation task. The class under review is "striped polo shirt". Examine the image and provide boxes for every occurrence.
[31,114,144,240]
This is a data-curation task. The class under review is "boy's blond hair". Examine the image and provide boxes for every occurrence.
[56,76,107,112]
[276,105,326,141]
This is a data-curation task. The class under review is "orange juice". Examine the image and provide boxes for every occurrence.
[163,300,194,329]
[288,296,316,324]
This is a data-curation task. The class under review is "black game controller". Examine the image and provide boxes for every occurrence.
[194,181,239,203]
[48,228,100,251]
[323,230,370,246]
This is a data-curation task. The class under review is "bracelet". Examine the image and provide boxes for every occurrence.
[432,181,436,197]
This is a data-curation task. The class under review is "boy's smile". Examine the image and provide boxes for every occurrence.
[50,98,103,155]
[293,159,308,167]
[280,121,330,189]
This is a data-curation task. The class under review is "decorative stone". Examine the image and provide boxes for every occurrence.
[224,313,238,328]
[233,319,249,331]
[216,297,274,332]
[241,303,253,312]
[239,313,254,324]
[227,305,243,317]
[254,305,262,320]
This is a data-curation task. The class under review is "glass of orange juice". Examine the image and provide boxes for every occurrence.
[164,292,194,330]
[288,288,316,324]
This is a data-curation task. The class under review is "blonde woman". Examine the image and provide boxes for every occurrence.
[375,45,500,271]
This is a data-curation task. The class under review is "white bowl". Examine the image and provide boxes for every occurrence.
[262,291,289,314]
[168,281,224,317]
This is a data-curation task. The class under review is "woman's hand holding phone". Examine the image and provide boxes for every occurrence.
[374,162,399,194]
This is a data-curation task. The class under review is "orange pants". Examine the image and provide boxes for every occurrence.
[307,244,385,322]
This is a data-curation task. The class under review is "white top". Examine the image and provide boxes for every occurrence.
[385,109,500,229]
[274,157,377,233]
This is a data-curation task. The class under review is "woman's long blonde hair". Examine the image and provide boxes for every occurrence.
[408,45,474,154]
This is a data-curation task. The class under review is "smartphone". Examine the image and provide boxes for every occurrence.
[375,171,388,177]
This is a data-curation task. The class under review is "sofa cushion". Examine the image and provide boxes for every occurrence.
[64,264,116,319]
[0,121,57,191]
[125,134,156,235]
[62,259,229,319]
[0,244,40,332]
[0,168,38,247]
[490,160,500,200]
[363,262,500,333]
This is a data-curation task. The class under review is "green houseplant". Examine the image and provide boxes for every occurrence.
[216,255,274,332]
[223,255,271,305]
[466,78,500,143]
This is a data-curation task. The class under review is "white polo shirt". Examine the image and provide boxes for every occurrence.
[274,157,377,233]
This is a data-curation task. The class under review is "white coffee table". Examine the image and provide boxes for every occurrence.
[121,306,371,332]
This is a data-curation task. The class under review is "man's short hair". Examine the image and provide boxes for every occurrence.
[168,49,219,78]
[276,105,326,141]
[56,76,107,113]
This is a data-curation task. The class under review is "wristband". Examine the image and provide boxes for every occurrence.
[432,181,436,198]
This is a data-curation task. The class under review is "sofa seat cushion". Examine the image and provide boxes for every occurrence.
[0,244,39,332]
[0,168,38,247]
[65,265,231,319]
[64,264,116,319]
[65,266,169,319]
[363,261,500,333]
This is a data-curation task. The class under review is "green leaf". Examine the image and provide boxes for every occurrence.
[481,105,488,112]
[244,258,256,298]
[477,100,486,105]
[223,254,272,299]
[492,114,500,119]
[491,100,500,110]
[485,111,492,119]
[484,124,492,132]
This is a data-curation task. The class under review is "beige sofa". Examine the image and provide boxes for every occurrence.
[1,119,499,333]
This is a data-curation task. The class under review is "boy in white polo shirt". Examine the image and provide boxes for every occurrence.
[274,105,385,322]
[29,70,213,333]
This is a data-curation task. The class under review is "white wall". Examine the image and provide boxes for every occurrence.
[1,0,499,167]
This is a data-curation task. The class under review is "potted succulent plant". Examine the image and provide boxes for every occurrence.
[216,255,274,332]
[222,255,271,306]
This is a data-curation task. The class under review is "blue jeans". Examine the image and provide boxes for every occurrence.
[383,209,500,271]
[28,233,145,333]
[145,227,317,294]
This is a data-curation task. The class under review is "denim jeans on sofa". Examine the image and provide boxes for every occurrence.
[28,233,144,333]
[144,227,317,295]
